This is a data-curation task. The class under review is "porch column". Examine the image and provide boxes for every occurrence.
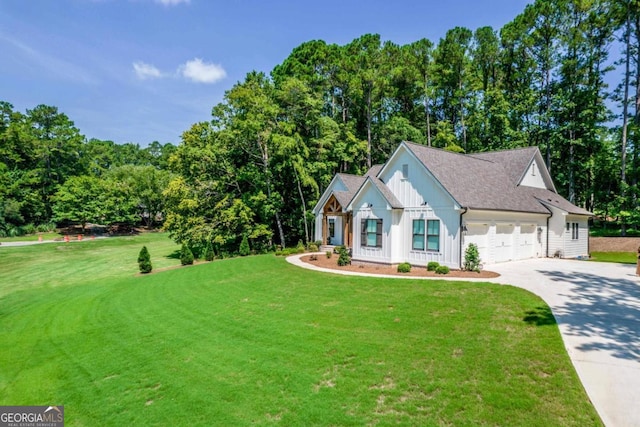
[343,214,349,247]
[322,214,328,245]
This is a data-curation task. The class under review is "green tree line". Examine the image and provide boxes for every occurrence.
[165,0,640,254]
[0,102,176,236]
[2,0,639,251]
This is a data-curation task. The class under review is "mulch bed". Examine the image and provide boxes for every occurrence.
[299,254,500,278]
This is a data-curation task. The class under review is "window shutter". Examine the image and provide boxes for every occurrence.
[376,219,383,248]
[360,219,367,247]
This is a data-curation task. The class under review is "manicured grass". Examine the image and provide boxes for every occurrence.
[589,251,636,264]
[0,236,601,426]
[0,232,61,242]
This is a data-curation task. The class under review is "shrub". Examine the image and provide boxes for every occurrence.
[397,262,411,273]
[239,235,250,256]
[180,244,194,265]
[337,246,351,266]
[308,243,319,252]
[314,240,322,248]
[463,243,481,272]
[427,261,440,271]
[203,243,215,262]
[22,224,37,235]
[435,265,450,275]
[138,246,152,274]
[326,251,332,259]
[296,240,306,253]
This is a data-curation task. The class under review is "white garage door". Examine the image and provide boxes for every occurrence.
[519,224,536,259]
[495,224,514,262]
[465,224,489,265]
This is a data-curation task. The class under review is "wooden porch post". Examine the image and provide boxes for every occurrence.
[343,214,349,247]
[322,214,328,245]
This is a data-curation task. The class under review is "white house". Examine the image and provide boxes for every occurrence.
[313,141,592,269]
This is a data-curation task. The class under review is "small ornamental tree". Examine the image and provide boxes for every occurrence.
[180,244,194,265]
[239,235,250,256]
[138,246,152,274]
[463,243,481,272]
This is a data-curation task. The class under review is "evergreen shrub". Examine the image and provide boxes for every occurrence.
[138,246,152,274]
[180,244,194,265]
[239,235,250,256]
[435,265,450,274]
[397,262,411,273]
[427,261,440,271]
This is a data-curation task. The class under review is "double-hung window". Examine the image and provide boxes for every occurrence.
[412,220,425,250]
[361,218,382,248]
[412,219,440,252]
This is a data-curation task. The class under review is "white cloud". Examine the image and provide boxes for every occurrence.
[133,61,163,80]
[154,0,190,6]
[179,58,226,84]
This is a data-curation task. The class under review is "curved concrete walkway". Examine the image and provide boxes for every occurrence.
[287,255,640,427]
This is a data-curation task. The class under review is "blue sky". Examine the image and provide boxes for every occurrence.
[0,0,531,146]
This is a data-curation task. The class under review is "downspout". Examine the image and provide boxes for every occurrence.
[460,207,468,269]
[546,216,550,258]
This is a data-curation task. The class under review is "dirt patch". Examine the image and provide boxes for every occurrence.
[299,255,499,279]
[589,237,640,252]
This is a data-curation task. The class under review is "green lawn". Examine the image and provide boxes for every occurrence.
[0,234,601,426]
[589,251,636,264]
[0,232,62,243]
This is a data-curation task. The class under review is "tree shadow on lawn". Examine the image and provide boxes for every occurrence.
[536,268,640,362]
[523,305,557,326]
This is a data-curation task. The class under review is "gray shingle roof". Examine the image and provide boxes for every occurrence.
[332,171,403,210]
[403,141,590,215]
[469,147,538,186]
[333,173,366,208]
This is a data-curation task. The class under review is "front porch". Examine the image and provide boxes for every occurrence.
[320,195,353,248]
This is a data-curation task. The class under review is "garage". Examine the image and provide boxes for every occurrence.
[519,224,536,259]
[495,224,514,262]
[465,223,489,265]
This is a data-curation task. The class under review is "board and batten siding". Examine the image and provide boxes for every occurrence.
[519,158,548,189]
[380,147,462,268]
[350,183,395,263]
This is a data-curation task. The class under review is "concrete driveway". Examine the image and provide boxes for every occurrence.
[288,255,640,426]
[487,259,640,427]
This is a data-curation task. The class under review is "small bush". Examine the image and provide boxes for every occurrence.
[463,243,481,272]
[22,223,37,235]
[397,262,411,273]
[203,243,215,262]
[180,244,194,265]
[427,261,440,271]
[239,235,250,256]
[435,265,450,275]
[337,247,351,266]
[326,251,332,259]
[138,246,152,274]
[308,243,319,252]
[296,240,306,253]
[314,240,322,247]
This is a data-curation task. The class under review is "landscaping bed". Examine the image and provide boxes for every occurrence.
[300,254,499,278]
